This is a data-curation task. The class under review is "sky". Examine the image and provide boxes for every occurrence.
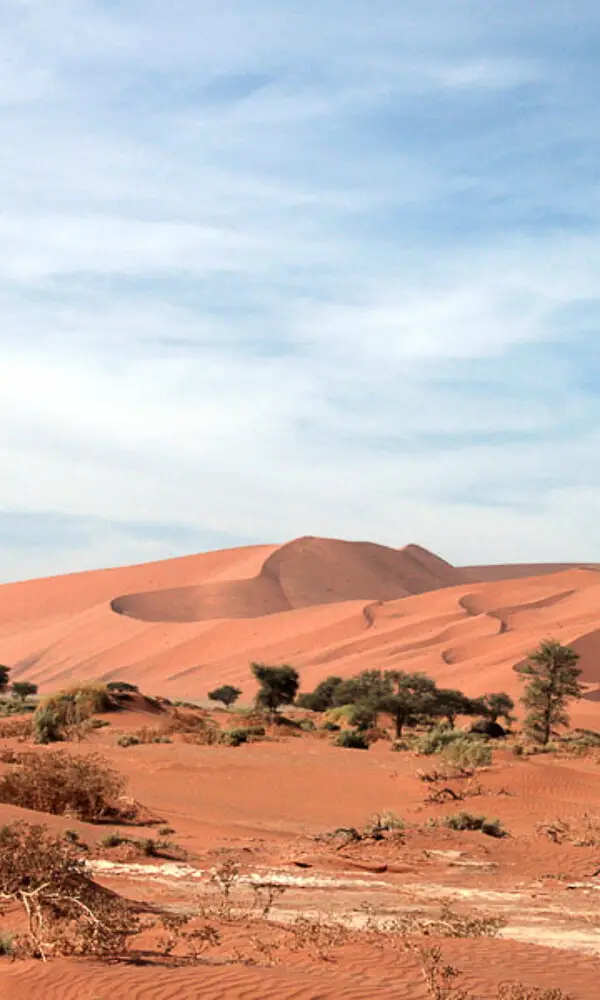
[1,1,600,583]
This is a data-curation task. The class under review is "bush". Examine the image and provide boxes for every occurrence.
[299,718,316,731]
[334,730,369,750]
[415,726,473,755]
[443,812,507,837]
[117,734,140,747]
[220,725,265,747]
[0,751,125,822]
[440,738,492,771]
[117,728,171,747]
[106,681,139,693]
[33,684,114,743]
[163,709,220,744]
[0,931,13,955]
[322,720,340,732]
[0,822,139,959]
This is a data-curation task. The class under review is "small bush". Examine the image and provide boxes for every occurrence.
[299,718,316,731]
[117,734,140,747]
[33,684,114,743]
[442,812,507,837]
[416,726,480,756]
[101,833,127,848]
[220,729,248,747]
[106,681,139,693]
[117,727,171,747]
[440,738,492,772]
[0,751,125,822]
[334,730,369,750]
[322,720,340,732]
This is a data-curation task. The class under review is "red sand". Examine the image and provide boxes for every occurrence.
[1,536,600,997]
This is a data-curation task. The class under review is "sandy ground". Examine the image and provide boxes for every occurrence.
[0,537,599,997]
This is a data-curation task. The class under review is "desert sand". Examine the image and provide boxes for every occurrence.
[0,537,599,999]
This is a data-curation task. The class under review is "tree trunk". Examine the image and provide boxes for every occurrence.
[395,714,403,739]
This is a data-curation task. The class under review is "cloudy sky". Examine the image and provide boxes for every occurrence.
[1,1,599,582]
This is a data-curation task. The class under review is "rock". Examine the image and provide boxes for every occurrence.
[469,720,506,738]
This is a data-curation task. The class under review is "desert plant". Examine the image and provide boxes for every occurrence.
[106,681,138,693]
[0,931,13,956]
[0,666,10,694]
[220,728,248,747]
[443,812,507,837]
[0,751,125,822]
[251,663,299,714]
[208,685,242,709]
[334,729,369,749]
[440,737,492,773]
[416,726,477,756]
[33,684,114,743]
[11,681,38,701]
[0,822,140,959]
[514,640,582,745]
[481,692,515,725]
[299,718,316,731]
[296,676,344,712]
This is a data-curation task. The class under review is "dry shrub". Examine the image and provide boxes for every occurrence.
[497,987,572,1000]
[414,945,572,1000]
[0,750,125,821]
[0,718,32,741]
[537,813,600,847]
[163,709,220,744]
[0,822,140,960]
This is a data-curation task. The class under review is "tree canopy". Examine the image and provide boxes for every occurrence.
[514,639,582,744]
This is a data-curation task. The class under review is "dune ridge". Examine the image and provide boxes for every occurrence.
[0,537,599,727]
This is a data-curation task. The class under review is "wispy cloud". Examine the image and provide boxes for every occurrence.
[1,0,599,581]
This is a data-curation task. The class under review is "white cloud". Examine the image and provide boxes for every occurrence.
[0,0,599,580]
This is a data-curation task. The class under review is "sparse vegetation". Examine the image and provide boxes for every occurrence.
[208,684,242,709]
[0,750,125,821]
[514,639,582,745]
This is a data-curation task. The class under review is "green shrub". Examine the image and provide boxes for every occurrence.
[220,729,248,747]
[33,684,114,743]
[117,734,140,747]
[415,725,475,755]
[334,730,369,750]
[440,738,492,771]
[299,718,316,731]
[442,812,507,837]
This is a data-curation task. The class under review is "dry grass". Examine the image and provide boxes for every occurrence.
[0,718,32,741]
[0,750,126,822]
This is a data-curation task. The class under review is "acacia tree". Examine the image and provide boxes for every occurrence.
[382,671,439,738]
[207,685,241,709]
[514,639,582,744]
[481,692,515,726]
[251,663,299,715]
[296,676,344,712]
[11,681,38,702]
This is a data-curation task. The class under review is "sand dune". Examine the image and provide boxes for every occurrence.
[0,537,599,727]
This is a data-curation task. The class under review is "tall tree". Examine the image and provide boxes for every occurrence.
[514,639,582,744]
[382,671,438,738]
[251,663,299,715]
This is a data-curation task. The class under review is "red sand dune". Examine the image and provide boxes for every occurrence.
[0,537,599,727]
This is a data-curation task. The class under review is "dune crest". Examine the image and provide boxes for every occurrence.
[110,536,465,624]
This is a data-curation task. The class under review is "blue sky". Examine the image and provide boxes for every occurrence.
[1,1,600,582]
